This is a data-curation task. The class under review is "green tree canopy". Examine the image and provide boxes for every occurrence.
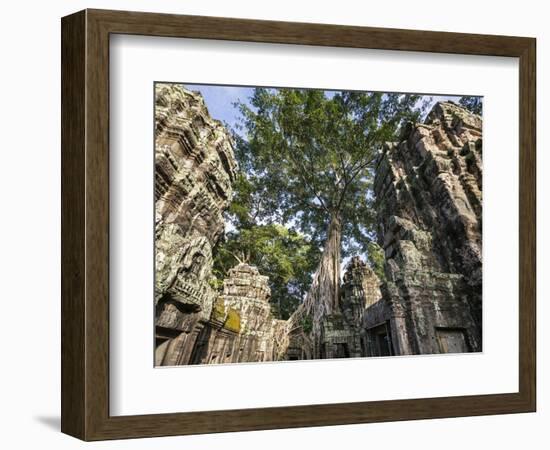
[231,88,425,317]
[212,223,320,319]
[234,89,424,253]
[458,96,482,115]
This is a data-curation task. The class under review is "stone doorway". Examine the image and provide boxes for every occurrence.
[436,328,469,354]
[367,322,393,356]
[334,343,350,358]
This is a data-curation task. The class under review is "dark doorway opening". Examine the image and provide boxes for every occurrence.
[368,322,394,356]
[335,343,350,358]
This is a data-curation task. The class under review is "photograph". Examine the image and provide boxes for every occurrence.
[0,0,540,445]
[154,82,483,366]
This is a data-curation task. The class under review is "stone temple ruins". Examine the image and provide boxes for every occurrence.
[154,83,483,366]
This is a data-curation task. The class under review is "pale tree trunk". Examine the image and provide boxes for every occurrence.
[281,212,342,360]
[303,213,342,323]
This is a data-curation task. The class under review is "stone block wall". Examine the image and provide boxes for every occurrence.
[341,256,382,324]
[154,87,483,365]
[190,263,287,365]
[154,84,238,366]
[372,101,483,355]
[153,85,288,367]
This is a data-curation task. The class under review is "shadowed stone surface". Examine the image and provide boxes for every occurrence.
[154,91,483,365]
[154,84,238,365]
[283,102,482,360]
[370,101,482,355]
[189,263,287,364]
[154,85,285,366]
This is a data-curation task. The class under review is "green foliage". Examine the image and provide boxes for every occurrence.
[213,223,320,320]
[458,96,482,115]
[208,276,224,291]
[213,88,425,319]
[225,173,257,229]
[234,88,425,255]
[367,241,386,281]
[300,315,313,334]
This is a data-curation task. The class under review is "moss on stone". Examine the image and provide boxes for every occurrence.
[224,309,241,333]
[211,298,226,322]
[211,298,241,332]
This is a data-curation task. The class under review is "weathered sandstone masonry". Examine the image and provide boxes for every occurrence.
[190,263,287,364]
[154,84,285,366]
[369,101,483,355]
[154,83,238,365]
[322,257,383,358]
[154,85,483,365]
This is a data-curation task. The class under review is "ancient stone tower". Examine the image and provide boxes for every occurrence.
[154,83,238,365]
[325,256,384,358]
[283,101,484,360]
[153,86,483,364]
[285,256,383,360]
[341,256,382,323]
[190,263,287,364]
[154,84,285,366]
[370,101,483,355]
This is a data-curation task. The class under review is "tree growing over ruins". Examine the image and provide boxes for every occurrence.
[213,222,320,319]
[231,88,425,320]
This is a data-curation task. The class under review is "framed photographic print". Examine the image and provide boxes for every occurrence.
[61,9,536,441]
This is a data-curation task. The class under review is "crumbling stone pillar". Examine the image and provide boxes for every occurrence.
[372,101,483,355]
[154,83,238,366]
[189,263,287,364]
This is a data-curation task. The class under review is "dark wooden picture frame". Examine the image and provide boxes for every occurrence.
[61,9,536,441]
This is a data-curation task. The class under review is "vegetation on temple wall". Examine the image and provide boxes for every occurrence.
[211,298,227,322]
[300,315,313,334]
[224,309,241,333]
[367,241,386,281]
[211,298,241,333]
[213,222,319,320]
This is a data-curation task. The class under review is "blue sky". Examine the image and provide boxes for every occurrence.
[181,84,475,273]
[183,83,467,132]
[184,84,254,131]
